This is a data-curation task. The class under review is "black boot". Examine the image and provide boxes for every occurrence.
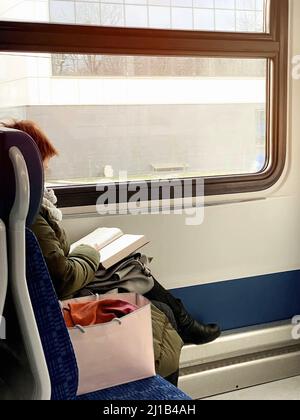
[144,279,221,345]
[175,298,221,345]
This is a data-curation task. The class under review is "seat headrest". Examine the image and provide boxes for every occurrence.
[0,128,44,226]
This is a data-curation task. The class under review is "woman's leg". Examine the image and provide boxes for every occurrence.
[151,300,178,331]
[151,304,182,385]
[145,278,221,345]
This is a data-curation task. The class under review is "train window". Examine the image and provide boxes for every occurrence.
[0,0,288,207]
[0,52,267,181]
[0,0,268,33]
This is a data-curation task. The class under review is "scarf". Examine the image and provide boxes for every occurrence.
[42,187,63,222]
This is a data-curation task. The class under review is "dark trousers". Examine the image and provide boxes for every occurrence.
[144,279,184,330]
[164,370,180,387]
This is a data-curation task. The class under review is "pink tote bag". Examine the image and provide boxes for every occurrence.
[61,293,156,395]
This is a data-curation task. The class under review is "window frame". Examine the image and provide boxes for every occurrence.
[0,0,289,208]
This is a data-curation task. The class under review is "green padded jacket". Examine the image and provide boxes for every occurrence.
[31,206,100,300]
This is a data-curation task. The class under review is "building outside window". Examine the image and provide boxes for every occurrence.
[48,0,266,32]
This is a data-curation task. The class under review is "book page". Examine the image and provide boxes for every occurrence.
[70,227,123,253]
[100,234,149,269]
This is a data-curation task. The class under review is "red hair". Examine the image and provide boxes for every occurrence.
[1,120,58,161]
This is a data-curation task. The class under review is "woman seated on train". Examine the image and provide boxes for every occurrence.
[1,120,220,384]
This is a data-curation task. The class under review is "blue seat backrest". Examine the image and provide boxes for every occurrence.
[0,128,43,226]
[0,128,49,400]
[25,228,78,400]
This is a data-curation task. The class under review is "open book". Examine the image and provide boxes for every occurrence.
[70,227,149,270]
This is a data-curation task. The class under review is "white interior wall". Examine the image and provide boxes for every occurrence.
[63,0,300,290]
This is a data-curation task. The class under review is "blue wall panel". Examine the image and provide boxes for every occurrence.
[171,271,300,331]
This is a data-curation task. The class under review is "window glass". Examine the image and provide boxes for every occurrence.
[0,52,267,186]
[0,0,268,32]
